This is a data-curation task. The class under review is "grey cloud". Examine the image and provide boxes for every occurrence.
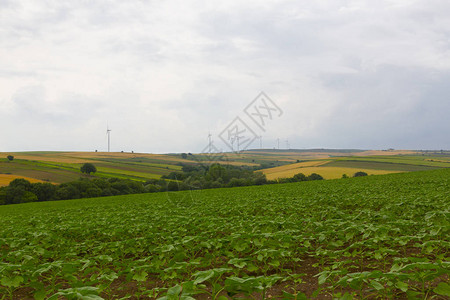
[315,66,450,149]
[0,0,449,152]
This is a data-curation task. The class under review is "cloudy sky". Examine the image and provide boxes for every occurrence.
[1,0,449,153]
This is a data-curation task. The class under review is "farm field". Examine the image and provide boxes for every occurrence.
[261,153,449,180]
[0,169,448,299]
[0,150,449,186]
[0,174,47,186]
[0,152,186,186]
[263,165,401,180]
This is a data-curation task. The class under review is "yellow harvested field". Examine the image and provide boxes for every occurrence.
[263,160,331,176]
[263,166,402,180]
[0,174,49,187]
[425,158,450,163]
[355,150,417,156]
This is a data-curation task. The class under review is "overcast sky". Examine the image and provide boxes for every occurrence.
[1,0,449,153]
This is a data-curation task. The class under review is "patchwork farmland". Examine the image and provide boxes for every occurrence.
[1,150,449,186]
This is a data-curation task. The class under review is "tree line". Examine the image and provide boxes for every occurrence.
[0,163,325,205]
[160,163,324,189]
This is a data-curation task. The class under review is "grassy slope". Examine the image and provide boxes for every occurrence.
[0,169,448,298]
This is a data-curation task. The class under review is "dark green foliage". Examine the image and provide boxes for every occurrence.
[1,177,155,205]
[5,186,27,204]
[22,191,38,203]
[252,172,268,185]
[9,178,32,190]
[167,181,180,191]
[56,183,81,200]
[144,184,160,193]
[32,183,57,202]
[3,179,35,204]
[0,188,6,205]
[166,163,267,190]
[354,171,369,177]
[181,153,188,159]
[7,155,14,161]
[80,163,97,175]
[307,173,324,180]
[292,173,308,182]
[228,178,247,187]
[277,172,323,183]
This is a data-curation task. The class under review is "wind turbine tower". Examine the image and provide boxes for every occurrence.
[208,132,213,153]
[107,125,112,152]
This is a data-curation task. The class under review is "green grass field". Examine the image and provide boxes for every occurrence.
[0,169,448,299]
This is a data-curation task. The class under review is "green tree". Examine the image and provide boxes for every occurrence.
[167,181,179,191]
[9,178,32,190]
[292,173,307,182]
[307,173,324,181]
[207,164,227,182]
[31,182,56,202]
[353,171,368,177]
[252,172,268,185]
[0,188,7,205]
[181,153,188,159]
[7,155,14,161]
[80,163,97,175]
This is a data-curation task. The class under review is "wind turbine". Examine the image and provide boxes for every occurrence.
[106,125,112,152]
[208,132,213,153]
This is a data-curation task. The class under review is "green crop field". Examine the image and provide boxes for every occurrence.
[0,169,449,299]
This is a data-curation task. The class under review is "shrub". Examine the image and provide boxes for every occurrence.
[83,187,103,198]
[22,191,38,203]
[32,183,56,202]
[292,173,307,182]
[228,178,246,187]
[0,188,7,205]
[144,184,160,193]
[354,171,368,177]
[167,181,179,191]
[308,173,324,181]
